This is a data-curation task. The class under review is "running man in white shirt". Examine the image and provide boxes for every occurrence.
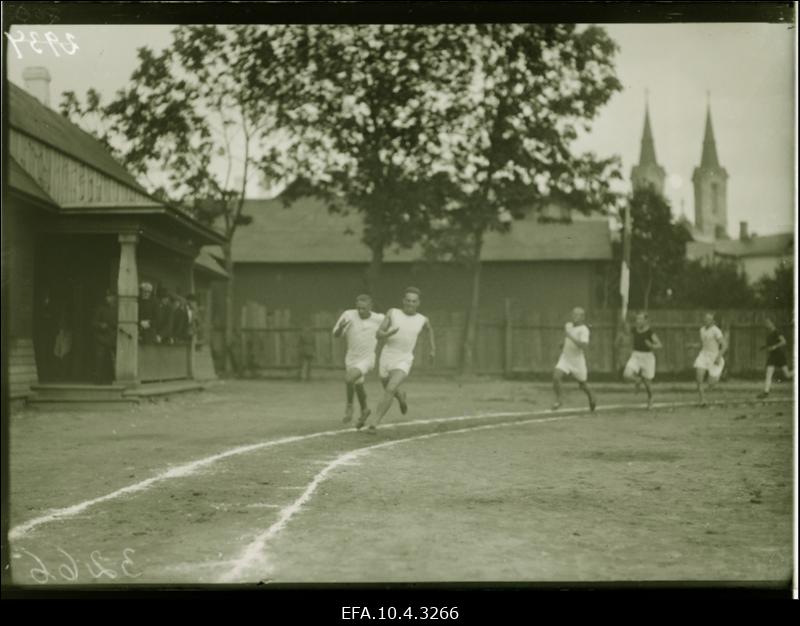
[552,307,597,412]
[693,312,727,407]
[360,287,435,433]
[623,312,663,409]
[332,294,385,424]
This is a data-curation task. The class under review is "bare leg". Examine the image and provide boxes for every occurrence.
[372,370,408,430]
[552,369,564,409]
[380,376,408,413]
[696,368,707,406]
[641,376,653,408]
[343,368,362,422]
[764,365,775,394]
[578,380,596,411]
[355,383,367,411]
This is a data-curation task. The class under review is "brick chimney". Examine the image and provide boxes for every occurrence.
[22,66,51,107]
[739,221,749,241]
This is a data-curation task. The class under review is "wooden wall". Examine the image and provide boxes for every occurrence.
[10,130,154,207]
[224,307,794,377]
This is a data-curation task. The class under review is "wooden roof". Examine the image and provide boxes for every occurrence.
[8,82,149,196]
[232,197,613,264]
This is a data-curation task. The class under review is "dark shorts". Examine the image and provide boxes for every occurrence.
[767,350,788,368]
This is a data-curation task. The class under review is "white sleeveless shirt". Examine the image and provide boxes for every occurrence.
[383,308,427,358]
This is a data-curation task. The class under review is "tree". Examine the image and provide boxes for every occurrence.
[258,25,475,295]
[623,187,693,310]
[61,25,297,373]
[668,259,758,309]
[754,262,794,310]
[417,24,623,372]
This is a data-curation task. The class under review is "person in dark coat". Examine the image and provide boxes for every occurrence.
[170,294,190,343]
[35,291,58,381]
[155,289,174,344]
[92,290,117,384]
[138,281,158,343]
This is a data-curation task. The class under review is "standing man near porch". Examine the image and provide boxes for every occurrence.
[361,287,435,433]
[92,289,117,384]
[138,282,158,343]
[332,294,385,424]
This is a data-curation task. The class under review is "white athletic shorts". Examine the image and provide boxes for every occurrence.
[694,351,725,380]
[555,354,588,383]
[345,355,375,384]
[625,351,656,381]
[379,353,413,379]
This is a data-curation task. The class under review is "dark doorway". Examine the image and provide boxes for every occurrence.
[35,234,117,383]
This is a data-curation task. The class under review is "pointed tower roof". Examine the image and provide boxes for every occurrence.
[700,102,720,168]
[638,100,658,166]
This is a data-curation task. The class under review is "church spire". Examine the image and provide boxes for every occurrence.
[700,99,720,168]
[631,92,666,195]
[639,93,658,166]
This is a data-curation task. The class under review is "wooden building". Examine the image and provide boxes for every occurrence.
[214,196,614,328]
[5,80,226,406]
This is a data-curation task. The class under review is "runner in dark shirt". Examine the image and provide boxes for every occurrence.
[757,318,793,398]
[623,312,662,408]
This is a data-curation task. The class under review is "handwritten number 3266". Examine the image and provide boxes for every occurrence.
[20,547,142,583]
[5,31,79,59]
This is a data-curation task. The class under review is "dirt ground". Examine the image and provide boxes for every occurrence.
[7,377,794,586]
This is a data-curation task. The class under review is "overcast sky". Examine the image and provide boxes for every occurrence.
[6,22,796,237]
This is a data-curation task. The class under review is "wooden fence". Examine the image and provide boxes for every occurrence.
[212,303,794,378]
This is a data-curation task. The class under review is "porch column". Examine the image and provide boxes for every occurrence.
[115,233,139,383]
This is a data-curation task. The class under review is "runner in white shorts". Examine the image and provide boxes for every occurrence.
[623,312,662,409]
[552,307,596,412]
[360,287,435,432]
[693,312,727,407]
[332,295,385,424]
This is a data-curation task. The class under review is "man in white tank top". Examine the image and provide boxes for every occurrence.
[332,294,385,424]
[359,287,435,432]
[692,312,727,406]
[552,306,597,412]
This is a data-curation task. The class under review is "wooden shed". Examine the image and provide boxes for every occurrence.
[5,81,226,407]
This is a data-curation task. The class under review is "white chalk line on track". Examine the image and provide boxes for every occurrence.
[219,413,583,582]
[9,396,790,542]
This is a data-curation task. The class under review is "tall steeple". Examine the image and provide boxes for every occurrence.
[699,101,720,168]
[631,93,666,195]
[692,96,729,241]
[639,102,658,166]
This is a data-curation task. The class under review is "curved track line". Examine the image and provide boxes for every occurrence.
[220,413,582,582]
[10,397,789,541]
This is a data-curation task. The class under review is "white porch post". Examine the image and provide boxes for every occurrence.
[115,233,139,384]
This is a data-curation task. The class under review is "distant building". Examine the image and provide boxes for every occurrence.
[686,222,793,283]
[210,197,615,334]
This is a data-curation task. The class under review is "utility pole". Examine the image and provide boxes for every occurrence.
[614,201,632,374]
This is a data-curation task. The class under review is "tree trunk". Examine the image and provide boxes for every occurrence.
[223,240,236,375]
[460,233,483,374]
[364,243,384,299]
